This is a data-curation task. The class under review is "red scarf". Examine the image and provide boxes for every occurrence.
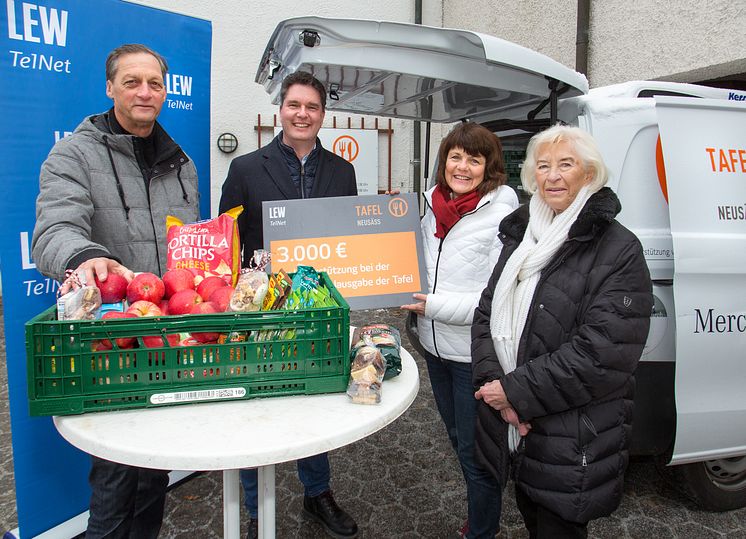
[431,185,482,238]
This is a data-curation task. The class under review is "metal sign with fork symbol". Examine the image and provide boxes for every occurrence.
[333,135,360,162]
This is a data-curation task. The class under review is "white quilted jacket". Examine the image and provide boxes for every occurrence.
[416,184,519,362]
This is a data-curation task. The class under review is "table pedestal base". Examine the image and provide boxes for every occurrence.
[222,466,276,539]
[259,464,276,539]
[223,469,240,538]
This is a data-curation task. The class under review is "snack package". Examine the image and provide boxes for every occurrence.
[351,324,402,380]
[291,266,320,294]
[98,301,126,317]
[166,205,243,286]
[346,345,386,404]
[262,269,293,310]
[57,286,102,320]
[283,266,338,310]
[56,270,102,320]
[229,250,270,312]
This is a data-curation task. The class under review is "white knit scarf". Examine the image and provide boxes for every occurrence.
[490,185,593,451]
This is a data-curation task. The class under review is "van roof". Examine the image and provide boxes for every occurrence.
[589,80,743,99]
[256,16,588,123]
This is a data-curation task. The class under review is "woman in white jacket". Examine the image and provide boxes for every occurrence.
[402,122,518,538]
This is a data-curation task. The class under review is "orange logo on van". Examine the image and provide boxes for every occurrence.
[655,135,668,203]
[333,135,359,162]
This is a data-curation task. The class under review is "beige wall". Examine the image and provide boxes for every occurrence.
[443,0,745,87]
[589,1,746,86]
[443,0,578,73]
[128,0,443,213]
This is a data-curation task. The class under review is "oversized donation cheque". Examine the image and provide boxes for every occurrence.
[25,207,351,417]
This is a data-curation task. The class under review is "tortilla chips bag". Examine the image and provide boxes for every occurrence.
[166,206,243,286]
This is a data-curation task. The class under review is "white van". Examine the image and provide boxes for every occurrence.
[256,17,746,511]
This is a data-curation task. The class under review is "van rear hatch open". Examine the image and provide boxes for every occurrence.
[255,16,588,126]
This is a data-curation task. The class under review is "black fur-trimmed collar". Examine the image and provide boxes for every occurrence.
[499,187,621,242]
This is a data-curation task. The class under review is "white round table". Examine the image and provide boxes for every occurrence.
[54,349,419,538]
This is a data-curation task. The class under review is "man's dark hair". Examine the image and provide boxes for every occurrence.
[280,71,326,110]
[106,44,168,82]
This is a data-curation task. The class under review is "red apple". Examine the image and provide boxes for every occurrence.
[142,334,181,348]
[116,338,136,349]
[168,289,203,315]
[197,276,229,303]
[91,339,113,351]
[127,272,165,304]
[94,273,129,303]
[209,286,233,312]
[162,268,196,298]
[102,311,137,320]
[191,301,217,314]
[126,300,164,317]
[159,299,170,315]
[189,302,221,342]
[102,311,138,348]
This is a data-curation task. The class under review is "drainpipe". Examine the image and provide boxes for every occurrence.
[413,0,422,197]
[575,0,590,77]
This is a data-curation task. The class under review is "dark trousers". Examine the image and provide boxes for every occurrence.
[424,352,502,539]
[240,452,330,518]
[86,456,169,539]
[515,484,588,539]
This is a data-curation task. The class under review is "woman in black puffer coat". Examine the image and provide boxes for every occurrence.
[471,125,652,538]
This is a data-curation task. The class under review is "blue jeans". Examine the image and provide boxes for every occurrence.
[86,456,169,539]
[240,453,330,518]
[424,351,502,539]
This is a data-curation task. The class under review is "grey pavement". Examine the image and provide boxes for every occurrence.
[2,304,746,537]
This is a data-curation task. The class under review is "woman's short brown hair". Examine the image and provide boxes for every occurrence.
[435,122,507,196]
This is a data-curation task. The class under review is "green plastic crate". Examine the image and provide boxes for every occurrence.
[26,272,350,416]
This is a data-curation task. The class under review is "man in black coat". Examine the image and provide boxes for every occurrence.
[220,71,357,263]
[219,71,358,539]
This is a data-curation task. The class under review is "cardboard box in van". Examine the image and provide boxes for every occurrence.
[257,16,746,511]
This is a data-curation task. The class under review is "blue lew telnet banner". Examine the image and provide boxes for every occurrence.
[0,0,211,536]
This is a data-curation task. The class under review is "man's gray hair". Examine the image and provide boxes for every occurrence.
[106,44,168,81]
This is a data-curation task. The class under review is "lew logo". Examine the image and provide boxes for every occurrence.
[6,0,68,47]
[54,129,72,142]
[166,73,193,97]
[269,206,285,219]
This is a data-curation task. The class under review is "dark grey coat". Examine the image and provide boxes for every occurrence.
[471,188,652,523]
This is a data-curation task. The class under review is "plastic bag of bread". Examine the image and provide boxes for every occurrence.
[346,345,386,404]
[350,324,402,380]
[229,250,270,312]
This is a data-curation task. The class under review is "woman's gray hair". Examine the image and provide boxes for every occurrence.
[520,124,609,194]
